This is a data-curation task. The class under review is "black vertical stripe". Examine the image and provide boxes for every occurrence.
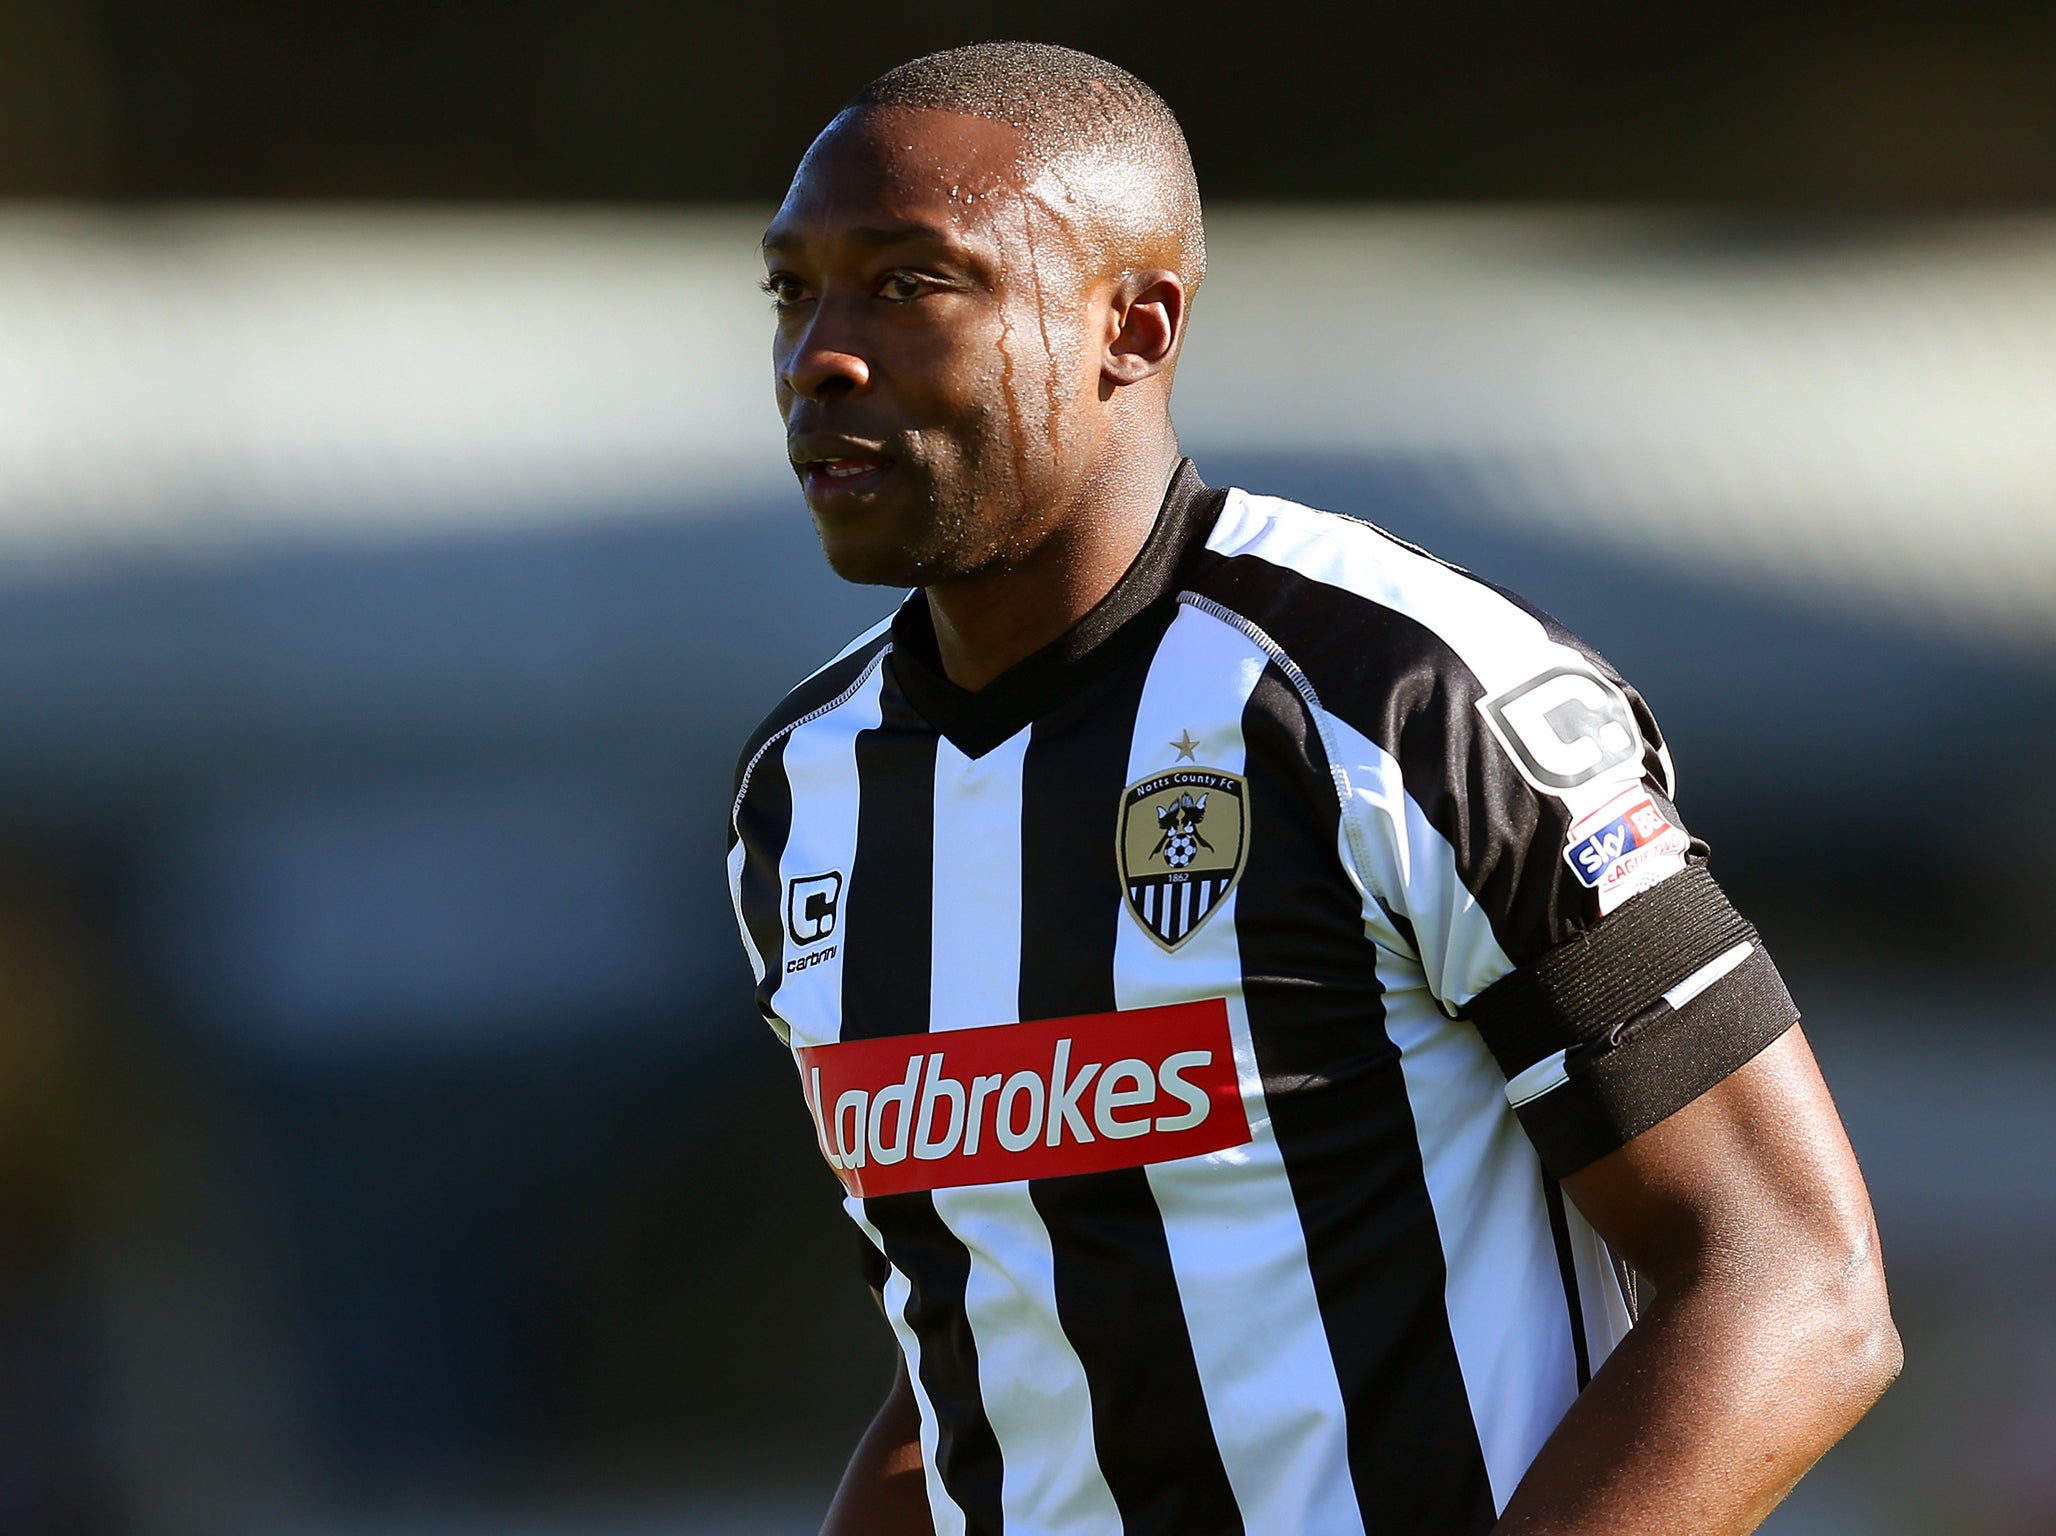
[865,1203,997,1529]
[1541,1177,1593,1390]
[734,734,794,1026]
[840,668,938,1045]
[1234,667,1498,1535]
[842,662,1006,1536]
[1018,666,1246,1536]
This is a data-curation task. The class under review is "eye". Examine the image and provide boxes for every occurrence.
[760,272,807,309]
[878,271,932,303]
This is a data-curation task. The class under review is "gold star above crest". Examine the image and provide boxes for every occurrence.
[1170,730,1200,762]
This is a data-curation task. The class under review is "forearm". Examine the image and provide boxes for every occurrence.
[1492,1236,1901,1534]
[821,1358,933,1536]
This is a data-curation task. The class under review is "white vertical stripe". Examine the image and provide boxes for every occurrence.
[725,837,763,986]
[857,1207,967,1536]
[1562,1198,1635,1375]
[773,665,886,1052]
[1119,606,1365,1536]
[927,732,1026,1033]
[1380,992,1582,1510]
[925,731,1123,1536]
[1327,715,1582,1509]
[1352,714,1516,1011]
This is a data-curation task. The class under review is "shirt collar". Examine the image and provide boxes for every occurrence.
[888,458,1224,756]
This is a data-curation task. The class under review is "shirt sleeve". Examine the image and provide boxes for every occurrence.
[1337,633,1799,1178]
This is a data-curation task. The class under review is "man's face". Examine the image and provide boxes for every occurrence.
[762,106,1101,588]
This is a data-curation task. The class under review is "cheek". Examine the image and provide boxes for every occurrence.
[999,304,1089,405]
[901,306,1084,479]
[917,339,1015,441]
[1036,302,1100,401]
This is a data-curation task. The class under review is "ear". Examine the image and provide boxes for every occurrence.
[1102,269,1187,387]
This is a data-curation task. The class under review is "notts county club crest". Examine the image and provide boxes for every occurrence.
[1117,765,1250,950]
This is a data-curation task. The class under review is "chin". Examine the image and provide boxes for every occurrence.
[814,530,928,589]
[810,487,996,590]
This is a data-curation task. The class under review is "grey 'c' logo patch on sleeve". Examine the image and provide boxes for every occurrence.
[1477,664,1643,793]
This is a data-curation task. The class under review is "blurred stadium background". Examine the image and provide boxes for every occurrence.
[0,4,2052,1533]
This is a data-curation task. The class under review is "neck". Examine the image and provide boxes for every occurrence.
[925,434,1183,692]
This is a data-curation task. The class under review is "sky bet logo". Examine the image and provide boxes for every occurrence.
[1564,791,1685,888]
[795,999,1251,1197]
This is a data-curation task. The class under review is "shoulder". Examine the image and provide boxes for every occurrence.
[1184,486,1670,799]
[731,612,895,805]
[1188,488,1572,686]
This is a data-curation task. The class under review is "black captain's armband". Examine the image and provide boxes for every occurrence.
[1466,862,1799,1177]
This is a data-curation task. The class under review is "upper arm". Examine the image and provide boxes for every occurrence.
[1558,1023,1885,1290]
[1343,634,1799,1181]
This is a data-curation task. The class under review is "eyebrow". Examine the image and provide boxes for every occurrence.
[761,220,961,256]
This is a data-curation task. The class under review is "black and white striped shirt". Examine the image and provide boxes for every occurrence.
[727,462,1797,1535]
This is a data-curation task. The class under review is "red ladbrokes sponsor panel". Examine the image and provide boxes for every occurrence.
[796,1000,1250,1197]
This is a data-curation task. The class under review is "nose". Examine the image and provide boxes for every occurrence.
[779,302,872,402]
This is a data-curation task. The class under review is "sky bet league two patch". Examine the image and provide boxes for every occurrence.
[1563,783,1691,915]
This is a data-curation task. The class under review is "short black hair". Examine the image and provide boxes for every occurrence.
[850,42,1205,285]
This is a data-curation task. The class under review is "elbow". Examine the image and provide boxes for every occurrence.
[1800,1219,1903,1422]
[1834,1283,1902,1415]
[1846,1273,1904,1412]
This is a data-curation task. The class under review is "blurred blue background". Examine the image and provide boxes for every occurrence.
[1,6,2053,1534]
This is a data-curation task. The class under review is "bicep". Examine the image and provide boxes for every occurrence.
[1560,1024,1882,1289]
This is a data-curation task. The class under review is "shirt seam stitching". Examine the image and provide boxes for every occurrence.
[1175,591,1393,921]
[730,646,891,836]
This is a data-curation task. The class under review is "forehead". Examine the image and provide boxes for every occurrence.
[765,105,1033,255]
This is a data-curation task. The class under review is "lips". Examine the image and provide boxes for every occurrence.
[791,438,897,503]
[801,457,891,500]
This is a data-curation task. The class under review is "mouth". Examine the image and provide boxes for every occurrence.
[792,445,896,504]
